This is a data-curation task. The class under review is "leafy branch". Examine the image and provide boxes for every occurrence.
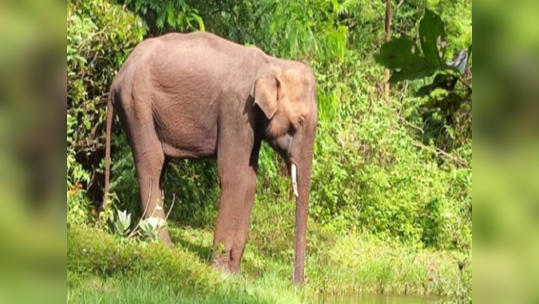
[376,9,472,97]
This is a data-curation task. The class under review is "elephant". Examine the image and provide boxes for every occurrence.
[101,32,318,284]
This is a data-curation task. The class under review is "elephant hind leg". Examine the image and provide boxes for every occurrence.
[129,125,172,244]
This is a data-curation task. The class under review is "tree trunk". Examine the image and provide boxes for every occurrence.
[384,0,393,102]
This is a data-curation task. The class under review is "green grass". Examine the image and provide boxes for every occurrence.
[67,274,298,304]
[67,219,471,304]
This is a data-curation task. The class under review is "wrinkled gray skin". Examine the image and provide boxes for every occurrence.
[102,32,317,284]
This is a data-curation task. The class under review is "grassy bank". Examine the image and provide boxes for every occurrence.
[67,222,471,304]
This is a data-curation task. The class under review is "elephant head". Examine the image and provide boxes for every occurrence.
[253,64,318,284]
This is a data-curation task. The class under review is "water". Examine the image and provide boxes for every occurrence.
[324,294,444,304]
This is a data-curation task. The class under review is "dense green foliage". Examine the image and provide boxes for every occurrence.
[67,0,144,224]
[67,0,472,302]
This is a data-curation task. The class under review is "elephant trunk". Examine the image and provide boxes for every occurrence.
[292,136,314,285]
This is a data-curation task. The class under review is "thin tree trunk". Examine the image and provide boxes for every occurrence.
[384,0,392,103]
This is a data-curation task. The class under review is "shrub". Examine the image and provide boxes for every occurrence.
[67,0,144,223]
[67,225,219,289]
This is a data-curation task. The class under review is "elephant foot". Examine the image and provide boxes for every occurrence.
[212,254,229,270]
[211,251,241,274]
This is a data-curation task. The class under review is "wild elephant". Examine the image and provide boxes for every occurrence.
[102,32,317,284]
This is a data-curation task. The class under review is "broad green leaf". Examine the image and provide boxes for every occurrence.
[419,9,446,69]
[376,38,418,69]
[376,38,437,83]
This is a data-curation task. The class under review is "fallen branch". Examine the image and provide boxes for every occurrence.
[400,117,425,134]
[165,194,177,221]
[413,142,469,167]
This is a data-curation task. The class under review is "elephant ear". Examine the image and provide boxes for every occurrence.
[253,76,280,120]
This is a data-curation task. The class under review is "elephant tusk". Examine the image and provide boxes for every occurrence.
[291,164,299,198]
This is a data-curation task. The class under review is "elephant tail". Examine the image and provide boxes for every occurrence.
[100,91,115,213]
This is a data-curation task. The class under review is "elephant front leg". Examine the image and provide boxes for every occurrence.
[212,144,260,273]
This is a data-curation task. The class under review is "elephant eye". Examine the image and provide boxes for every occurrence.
[288,128,297,136]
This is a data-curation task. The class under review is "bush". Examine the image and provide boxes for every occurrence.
[68,225,219,289]
[67,0,144,223]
